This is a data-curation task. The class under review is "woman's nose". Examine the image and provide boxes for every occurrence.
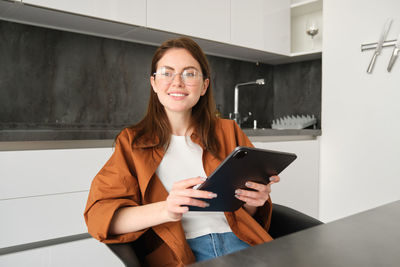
[171,73,184,86]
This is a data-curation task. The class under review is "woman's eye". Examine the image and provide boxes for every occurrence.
[163,72,173,77]
[184,71,196,77]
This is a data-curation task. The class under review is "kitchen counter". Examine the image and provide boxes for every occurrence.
[0,129,321,151]
[244,128,321,142]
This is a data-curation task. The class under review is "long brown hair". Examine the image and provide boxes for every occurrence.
[129,37,220,157]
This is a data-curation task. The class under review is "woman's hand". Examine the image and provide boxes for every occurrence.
[234,175,280,215]
[165,176,217,221]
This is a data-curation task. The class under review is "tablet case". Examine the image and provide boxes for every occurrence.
[188,146,297,212]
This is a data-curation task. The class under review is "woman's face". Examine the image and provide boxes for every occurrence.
[150,48,209,117]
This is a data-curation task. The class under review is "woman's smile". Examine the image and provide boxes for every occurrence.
[168,91,189,99]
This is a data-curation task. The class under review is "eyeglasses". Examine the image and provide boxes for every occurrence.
[153,67,204,85]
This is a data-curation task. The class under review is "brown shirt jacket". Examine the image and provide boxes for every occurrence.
[84,119,273,266]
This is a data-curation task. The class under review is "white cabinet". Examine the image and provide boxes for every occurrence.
[21,0,290,56]
[231,0,290,55]
[0,238,122,267]
[253,139,320,219]
[146,0,230,43]
[0,148,111,199]
[0,147,112,247]
[0,0,315,64]
[231,0,265,51]
[23,0,146,26]
[0,192,88,248]
[263,0,291,55]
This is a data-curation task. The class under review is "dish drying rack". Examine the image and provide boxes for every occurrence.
[271,115,317,130]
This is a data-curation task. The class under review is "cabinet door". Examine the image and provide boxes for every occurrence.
[0,238,123,267]
[231,0,265,50]
[263,0,290,55]
[253,139,320,218]
[0,192,88,247]
[147,0,230,43]
[23,0,146,26]
[231,0,290,54]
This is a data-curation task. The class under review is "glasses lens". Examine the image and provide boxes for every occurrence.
[156,68,174,83]
[182,69,201,85]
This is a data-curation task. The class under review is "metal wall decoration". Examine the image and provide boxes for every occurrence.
[362,18,399,73]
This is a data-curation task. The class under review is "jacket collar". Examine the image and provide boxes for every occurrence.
[131,135,160,149]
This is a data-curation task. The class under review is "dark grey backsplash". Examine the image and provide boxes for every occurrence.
[0,20,321,141]
[0,20,153,131]
[273,60,322,129]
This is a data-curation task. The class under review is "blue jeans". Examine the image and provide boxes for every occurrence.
[187,232,250,262]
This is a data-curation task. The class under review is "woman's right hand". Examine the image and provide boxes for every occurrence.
[165,176,217,221]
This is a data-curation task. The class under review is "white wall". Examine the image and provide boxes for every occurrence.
[320,0,400,222]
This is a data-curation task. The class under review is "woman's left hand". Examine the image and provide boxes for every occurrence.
[235,175,280,215]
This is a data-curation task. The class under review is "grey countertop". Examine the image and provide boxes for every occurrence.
[244,128,321,142]
[0,128,321,151]
[243,128,321,137]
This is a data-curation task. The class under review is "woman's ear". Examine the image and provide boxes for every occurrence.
[150,76,157,93]
[201,78,209,96]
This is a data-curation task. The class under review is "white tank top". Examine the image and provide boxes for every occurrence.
[155,135,231,239]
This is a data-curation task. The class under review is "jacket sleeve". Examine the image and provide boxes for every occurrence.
[232,121,273,231]
[84,129,146,243]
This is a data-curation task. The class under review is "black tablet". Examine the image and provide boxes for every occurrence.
[188,146,297,212]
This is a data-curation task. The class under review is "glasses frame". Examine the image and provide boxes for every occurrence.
[153,67,205,85]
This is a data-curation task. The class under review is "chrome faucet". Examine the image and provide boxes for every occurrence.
[232,79,265,127]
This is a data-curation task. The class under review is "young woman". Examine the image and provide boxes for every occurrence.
[84,37,279,266]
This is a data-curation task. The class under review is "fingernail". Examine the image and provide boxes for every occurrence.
[204,203,210,207]
[209,193,217,198]
[193,184,200,190]
[235,194,240,199]
[200,177,207,181]
[245,182,252,187]
[235,189,241,195]
[269,177,276,182]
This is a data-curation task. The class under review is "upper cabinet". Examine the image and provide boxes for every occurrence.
[146,0,230,44]
[0,0,321,63]
[263,0,291,55]
[231,0,290,55]
[22,0,147,26]
[290,0,323,55]
[230,0,265,51]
